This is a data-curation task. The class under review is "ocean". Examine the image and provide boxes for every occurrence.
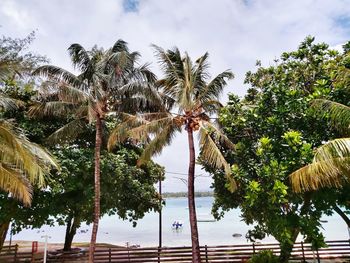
[7,197,349,247]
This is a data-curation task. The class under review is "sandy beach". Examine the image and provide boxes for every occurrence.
[3,240,122,253]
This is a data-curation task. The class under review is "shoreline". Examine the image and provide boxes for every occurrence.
[3,240,123,253]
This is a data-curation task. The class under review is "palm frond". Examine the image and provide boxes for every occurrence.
[104,50,131,72]
[152,45,184,98]
[200,121,235,149]
[0,120,57,192]
[136,63,157,83]
[198,123,236,192]
[138,121,179,165]
[129,115,174,141]
[111,39,129,53]
[68,43,92,73]
[290,138,350,192]
[0,94,24,111]
[108,113,145,149]
[0,164,32,206]
[290,157,350,192]
[192,52,210,94]
[199,70,234,102]
[39,80,89,104]
[28,101,78,118]
[108,112,172,149]
[56,83,89,104]
[117,82,163,111]
[33,65,83,89]
[311,99,350,133]
[178,53,194,111]
[46,119,87,145]
[313,138,350,162]
[129,51,141,64]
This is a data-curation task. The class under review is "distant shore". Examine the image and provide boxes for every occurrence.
[162,191,214,198]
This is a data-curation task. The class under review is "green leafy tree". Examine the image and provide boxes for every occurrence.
[0,32,47,81]
[289,43,350,225]
[109,46,235,263]
[31,40,157,261]
[7,145,163,251]
[203,37,347,262]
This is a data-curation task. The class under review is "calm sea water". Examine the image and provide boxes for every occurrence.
[8,197,349,247]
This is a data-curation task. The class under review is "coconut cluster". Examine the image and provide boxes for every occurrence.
[188,117,201,131]
[173,114,201,131]
[174,115,186,126]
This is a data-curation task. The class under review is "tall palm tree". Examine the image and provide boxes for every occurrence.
[109,46,236,263]
[290,99,350,192]
[31,40,157,262]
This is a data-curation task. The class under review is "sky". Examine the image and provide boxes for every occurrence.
[1,0,350,192]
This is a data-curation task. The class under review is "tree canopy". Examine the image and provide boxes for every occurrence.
[202,37,350,262]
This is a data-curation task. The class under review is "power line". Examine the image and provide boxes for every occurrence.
[165,171,211,177]
[165,171,202,176]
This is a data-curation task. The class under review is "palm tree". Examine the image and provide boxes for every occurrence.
[290,99,350,192]
[109,46,235,263]
[31,40,157,262]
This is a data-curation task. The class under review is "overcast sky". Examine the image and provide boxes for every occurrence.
[1,0,350,192]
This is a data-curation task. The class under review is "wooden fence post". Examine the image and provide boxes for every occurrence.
[128,247,130,262]
[252,243,256,255]
[301,242,305,262]
[14,244,18,262]
[109,247,111,263]
[158,247,161,263]
[205,245,208,263]
[31,246,34,263]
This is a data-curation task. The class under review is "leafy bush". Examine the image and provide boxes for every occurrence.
[248,250,279,263]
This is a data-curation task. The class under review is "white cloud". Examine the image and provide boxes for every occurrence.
[1,0,349,191]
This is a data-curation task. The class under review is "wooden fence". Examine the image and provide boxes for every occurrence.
[1,240,350,262]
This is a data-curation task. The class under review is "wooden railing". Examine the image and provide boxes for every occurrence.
[1,240,350,262]
[0,244,18,262]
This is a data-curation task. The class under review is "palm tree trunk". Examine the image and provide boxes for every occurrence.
[89,115,102,263]
[187,128,201,263]
[334,205,350,228]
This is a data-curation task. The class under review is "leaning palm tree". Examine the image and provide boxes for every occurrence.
[31,40,157,262]
[0,59,56,206]
[290,99,350,192]
[109,46,235,263]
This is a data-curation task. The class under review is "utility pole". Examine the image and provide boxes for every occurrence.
[159,175,162,248]
[41,234,51,263]
[9,223,12,247]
